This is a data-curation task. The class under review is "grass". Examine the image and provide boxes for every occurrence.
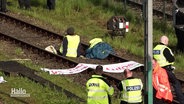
[15,48,23,55]
[0,42,87,103]
[0,72,83,104]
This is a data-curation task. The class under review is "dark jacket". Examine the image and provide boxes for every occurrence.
[85,42,114,59]
[160,43,175,63]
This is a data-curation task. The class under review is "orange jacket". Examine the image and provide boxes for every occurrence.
[152,63,173,102]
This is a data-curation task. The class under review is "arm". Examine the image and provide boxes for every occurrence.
[163,48,175,63]
[77,42,81,57]
[102,78,114,96]
[107,86,114,96]
[117,81,123,91]
[139,79,143,90]
[62,37,68,56]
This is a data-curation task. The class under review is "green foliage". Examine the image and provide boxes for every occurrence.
[175,53,184,67]
[15,47,23,55]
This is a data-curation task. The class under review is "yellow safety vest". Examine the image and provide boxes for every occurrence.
[153,44,174,67]
[121,78,143,103]
[86,75,114,104]
[89,38,103,48]
[66,35,80,57]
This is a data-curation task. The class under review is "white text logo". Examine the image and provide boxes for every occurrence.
[10,88,30,97]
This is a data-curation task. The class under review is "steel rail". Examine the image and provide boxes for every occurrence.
[0,31,122,81]
[123,0,173,20]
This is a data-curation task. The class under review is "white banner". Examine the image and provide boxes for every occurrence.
[41,61,143,75]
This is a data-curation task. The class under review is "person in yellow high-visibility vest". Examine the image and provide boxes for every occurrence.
[153,35,184,104]
[86,65,114,104]
[59,27,81,58]
[117,69,143,104]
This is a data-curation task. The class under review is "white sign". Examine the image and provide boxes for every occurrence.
[41,61,143,75]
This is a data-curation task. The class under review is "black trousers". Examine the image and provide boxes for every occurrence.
[18,0,30,9]
[0,0,7,12]
[47,0,55,10]
[163,66,184,104]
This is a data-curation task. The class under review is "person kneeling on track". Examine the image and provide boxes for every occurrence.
[85,38,115,59]
[59,27,81,58]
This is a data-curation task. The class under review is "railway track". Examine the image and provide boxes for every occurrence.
[0,12,130,83]
[1,33,182,104]
[122,0,173,20]
[0,10,183,103]
[0,61,85,103]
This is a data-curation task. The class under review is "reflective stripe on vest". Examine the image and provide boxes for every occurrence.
[66,35,80,57]
[88,89,106,92]
[86,75,114,104]
[153,44,174,67]
[121,78,143,103]
[87,89,108,100]
[88,96,108,100]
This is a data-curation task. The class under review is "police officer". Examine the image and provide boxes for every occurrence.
[0,0,7,12]
[86,65,114,104]
[59,27,81,58]
[47,0,55,10]
[117,69,143,104]
[18,0,30,9]
[153,35,184,104]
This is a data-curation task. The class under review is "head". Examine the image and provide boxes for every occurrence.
[94,65,103,75]
[152,58,160,72]
[124,69,133,78]
[160,35,169,45]
[152,59,157,69]
[66,27,75,35]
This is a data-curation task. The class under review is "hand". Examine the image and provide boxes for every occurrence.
[171,66,175,70]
